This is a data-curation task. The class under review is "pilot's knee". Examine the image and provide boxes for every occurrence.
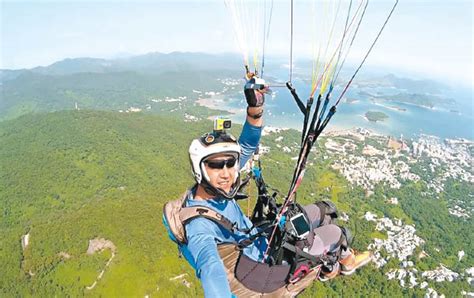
[304,200,338,227]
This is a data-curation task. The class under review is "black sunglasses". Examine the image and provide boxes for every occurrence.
[204,157,237,169]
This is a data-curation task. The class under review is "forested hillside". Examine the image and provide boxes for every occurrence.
[1,111,204,296]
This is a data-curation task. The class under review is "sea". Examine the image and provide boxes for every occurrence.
[223,68,473,141]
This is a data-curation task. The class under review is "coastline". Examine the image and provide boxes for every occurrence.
[196,94,243,115]
[372,101,406,112]
[194,92,473,141]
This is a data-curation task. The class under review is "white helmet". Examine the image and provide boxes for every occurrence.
[189,131,241,199]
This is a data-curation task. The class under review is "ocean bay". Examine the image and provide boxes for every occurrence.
[222,70,473,141]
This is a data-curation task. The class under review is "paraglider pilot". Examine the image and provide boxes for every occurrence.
[177,75,372,297]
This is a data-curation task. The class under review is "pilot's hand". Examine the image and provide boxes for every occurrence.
[244,77,268,107]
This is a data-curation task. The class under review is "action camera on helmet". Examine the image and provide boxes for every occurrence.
[214,117,232,132]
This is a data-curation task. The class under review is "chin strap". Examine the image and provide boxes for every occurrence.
[200,178,241,200]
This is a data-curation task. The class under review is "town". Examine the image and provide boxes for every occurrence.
[323,128,473,220]
[261,126,473,297]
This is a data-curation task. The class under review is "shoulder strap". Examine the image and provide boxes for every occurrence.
[164,189,253,245]
[180,206,253,236]
[180,206,236,234]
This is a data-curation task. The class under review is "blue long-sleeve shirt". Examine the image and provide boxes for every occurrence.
[181,120,266,298]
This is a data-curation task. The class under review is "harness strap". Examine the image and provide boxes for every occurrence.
[180,206,252,235]
[237,221,276,249]
[315,200,339,226]
[282,242,322,265]
[339,226,353,249]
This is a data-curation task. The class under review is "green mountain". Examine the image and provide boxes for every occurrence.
[0,68,238,121]
[0,52,245,121]
[1,52,242,79]
[361,73,448,94]
[2,110,472,297]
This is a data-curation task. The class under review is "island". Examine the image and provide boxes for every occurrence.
[365,111,389,122]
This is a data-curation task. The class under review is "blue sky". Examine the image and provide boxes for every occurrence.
[1,0,472,87]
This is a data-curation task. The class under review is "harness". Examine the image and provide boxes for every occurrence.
[163,189,255,246]
[162,183,337,297]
